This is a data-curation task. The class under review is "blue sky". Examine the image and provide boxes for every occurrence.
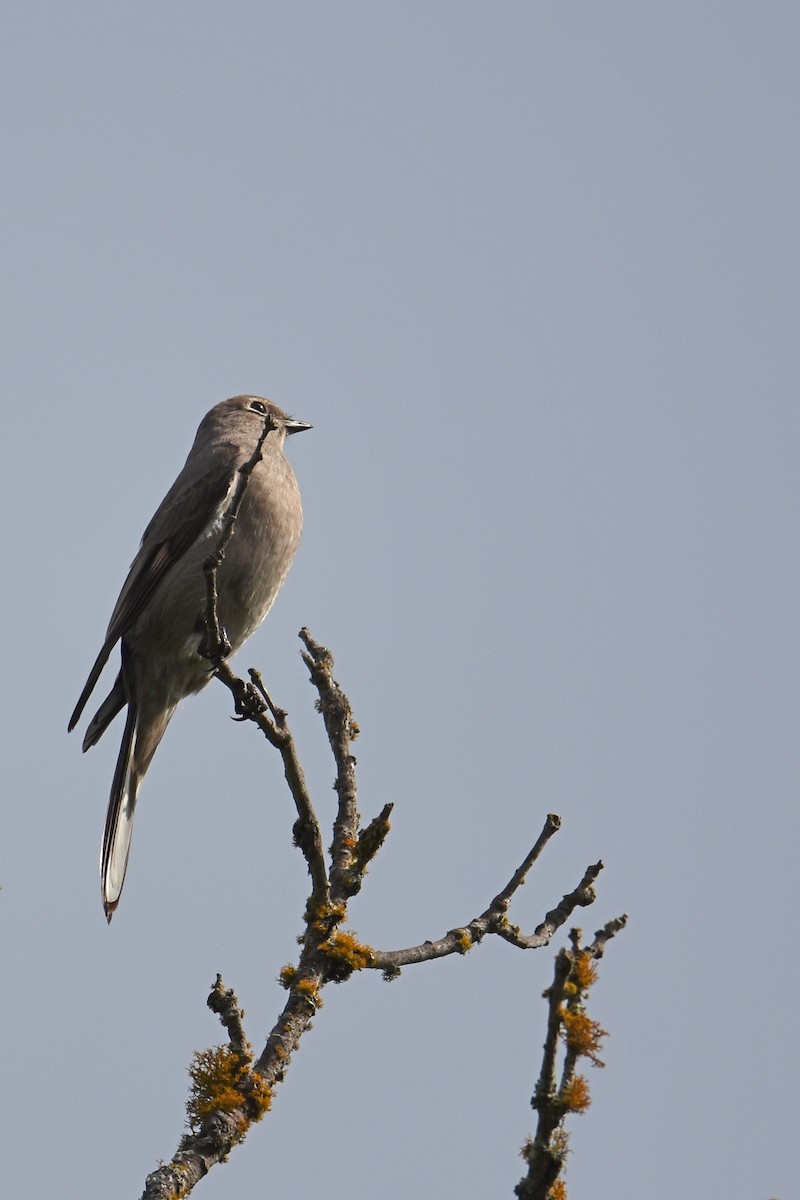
[3,4,799,1197]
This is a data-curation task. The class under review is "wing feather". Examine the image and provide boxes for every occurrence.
[68,445,239,731]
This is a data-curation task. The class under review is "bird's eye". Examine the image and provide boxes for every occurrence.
[248,400,268,414]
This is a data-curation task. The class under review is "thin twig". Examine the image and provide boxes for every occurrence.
[299,629,360,903]
[212,660,329,908]
[498,860,603,951]
[207,974,248,1058]
[589,913,628,958]
[368,817,598,973]
[491,813,561,912]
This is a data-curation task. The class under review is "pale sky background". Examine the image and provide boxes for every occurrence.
[2,3,798,1198]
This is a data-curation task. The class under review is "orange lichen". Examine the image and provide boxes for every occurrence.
[318,929,374,979]
[294,977,323,1007]
[559,1073,591,1113]
[561,1009,607,1066]
[570,950,598,991]
[186,1044,272,1142]
[455,928,474,953]
[308,900,347,932]
[278,964,298,989]
[247,1072,274,1121]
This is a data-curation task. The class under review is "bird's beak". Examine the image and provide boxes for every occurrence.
[285,419,313,435]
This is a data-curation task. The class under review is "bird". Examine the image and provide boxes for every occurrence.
[69,395,311,921]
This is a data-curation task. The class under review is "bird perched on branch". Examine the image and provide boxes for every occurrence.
[69,395,311,921]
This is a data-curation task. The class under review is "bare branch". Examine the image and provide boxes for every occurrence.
[299,628,360,903]
[491,812,561,911]
[350,803,393,887]
[588,913,629,959]
[211,655,330,910]
[368,821,600,973]
[137,626,623,1198]
[206,974,248,1058]
[502,859,603,951]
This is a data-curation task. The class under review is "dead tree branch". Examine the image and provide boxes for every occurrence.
[515,918,627,1200]
[140,630,624,1199]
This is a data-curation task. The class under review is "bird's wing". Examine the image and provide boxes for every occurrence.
[104,452,239,644]
[68,446,240,731]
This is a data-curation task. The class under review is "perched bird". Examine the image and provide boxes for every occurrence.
[69,395,310,921]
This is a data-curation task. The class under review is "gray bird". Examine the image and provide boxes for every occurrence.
[69,395,310,921]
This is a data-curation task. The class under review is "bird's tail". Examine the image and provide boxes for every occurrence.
[101,701,140,923]
[83,671,126,751]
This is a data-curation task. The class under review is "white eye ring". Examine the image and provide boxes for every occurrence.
[248,400,268,415]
